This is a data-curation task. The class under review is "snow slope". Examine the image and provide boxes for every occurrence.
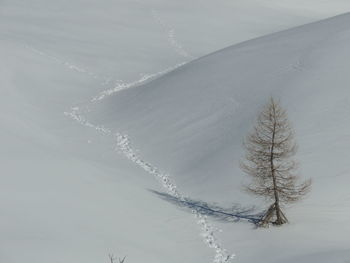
[2,0,350,263]
[87,13,350,262]
[0,41,218,263]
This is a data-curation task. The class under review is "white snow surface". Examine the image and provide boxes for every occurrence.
[1,0,350,263]
[87,12,350,263]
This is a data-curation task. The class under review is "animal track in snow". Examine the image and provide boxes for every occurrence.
[25,45,114,85]
[151,9,194,59]
[65,106,235,263]
[28,43,235,263]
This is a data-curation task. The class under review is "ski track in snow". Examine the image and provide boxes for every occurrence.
[151,9,194,59]
[26,43,234,263]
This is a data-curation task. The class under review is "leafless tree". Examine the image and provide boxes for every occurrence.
[241,98,311,226]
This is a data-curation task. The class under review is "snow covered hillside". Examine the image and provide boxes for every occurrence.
[87,13,350,262]
[2,0,350,263]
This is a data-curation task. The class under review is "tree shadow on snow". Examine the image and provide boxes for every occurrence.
[150,190,264,225]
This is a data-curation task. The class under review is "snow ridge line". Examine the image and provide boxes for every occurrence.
[91,62,187,102]
[65,107,235,263]
[151,9,194,59]
[25,44,186,103]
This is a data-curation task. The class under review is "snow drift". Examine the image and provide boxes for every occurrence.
[88,13,350,262]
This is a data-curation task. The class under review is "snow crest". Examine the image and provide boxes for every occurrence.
[91,62,186,102]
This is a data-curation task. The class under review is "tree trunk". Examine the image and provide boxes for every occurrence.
[270,105,283,225]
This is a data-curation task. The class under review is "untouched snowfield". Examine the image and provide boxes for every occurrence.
[2,1,350,263]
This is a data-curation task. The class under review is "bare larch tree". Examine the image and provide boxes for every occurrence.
[241,98,311,226]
